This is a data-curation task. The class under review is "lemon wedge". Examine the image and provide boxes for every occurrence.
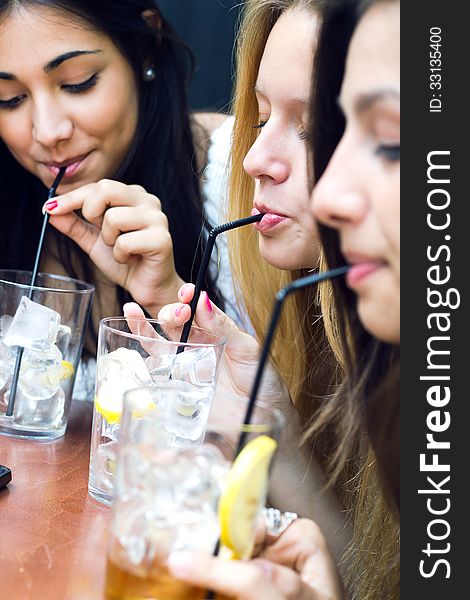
[95,385,156,425]
[95,381,122,425]
[218,435,277,559]
[60,360,75,380]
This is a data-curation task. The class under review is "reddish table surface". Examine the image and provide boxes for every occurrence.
[0,400,110,599]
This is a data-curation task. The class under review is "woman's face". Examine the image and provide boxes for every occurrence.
[244,7,320,270]
[0,5,139,192]
[313,1,400,344]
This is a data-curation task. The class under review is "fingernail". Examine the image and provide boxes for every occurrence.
[44,199,58,211]
[175,305,183,317]
[180,283,191,296]
[167,552,193,577]
[204,292,213,313]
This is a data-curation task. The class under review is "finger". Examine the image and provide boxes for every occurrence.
[178,283,195,303]
[48,212,100,255]
[260,520,345,598]
[167,553,287,600]
[100,205,169,247]
[157,302,192,325]
[123,302,158,339]
[262,520,327,572]
[43,179,161,228]
[112,228,173,264]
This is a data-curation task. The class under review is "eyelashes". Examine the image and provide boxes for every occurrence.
[0,95,25,109]
[376,144,400,162]
[252,120,309,141]
[62,73,99,94]
[0,73,100,110]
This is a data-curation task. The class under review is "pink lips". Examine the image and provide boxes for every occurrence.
[45,154,88,179]
[346,262,383,287]
[251,207,287,233]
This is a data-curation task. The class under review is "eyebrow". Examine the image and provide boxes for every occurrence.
[254,85,308,108]
[341,89,400,114]
[0,50,102,80]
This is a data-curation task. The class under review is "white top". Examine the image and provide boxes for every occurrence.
[202,115,245,326]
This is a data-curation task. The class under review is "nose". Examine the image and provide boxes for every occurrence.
[31,95,73,148]
[243,125,289,184]
[312,136,367,229]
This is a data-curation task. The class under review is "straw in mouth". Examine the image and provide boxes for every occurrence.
[176,213,265,352]
[6,167,67,417]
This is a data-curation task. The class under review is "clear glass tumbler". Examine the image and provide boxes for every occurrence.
[0,270,94,440]
[104,388,284,600]
[88,317,226,505]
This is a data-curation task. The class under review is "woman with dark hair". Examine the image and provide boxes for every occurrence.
[0,0,224,382]
[165,1,400,598]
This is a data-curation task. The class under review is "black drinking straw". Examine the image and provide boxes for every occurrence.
[6,167,66,417]
[234,264,350,455]
[176,213,264,353]
[205,265,351,599]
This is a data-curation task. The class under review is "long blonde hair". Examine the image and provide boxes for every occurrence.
[227,0,336,422]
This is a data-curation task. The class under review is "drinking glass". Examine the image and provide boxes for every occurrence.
[104,388,284,600]
[88,317,226,505]
[0,270,94,440]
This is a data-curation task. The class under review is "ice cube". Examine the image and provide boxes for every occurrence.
[94,440,119,493]
[0,341,15,391]
[55,324,71,356]
[10,387,65,429]
[0,315,13,339]
[155,380,213,443]
[19,345,62,400]
[171,346,217,386]
[3,296,60,351]
[146,352,174,382]
[98,347,152,386]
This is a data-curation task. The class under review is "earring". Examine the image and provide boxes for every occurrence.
[143,66,156,82]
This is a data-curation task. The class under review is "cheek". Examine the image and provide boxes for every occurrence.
[0,115,31,156]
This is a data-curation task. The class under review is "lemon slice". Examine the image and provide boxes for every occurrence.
[95,385,156,425]
[95,381,122,425]
[218,435,277,559]
[60,360,75,380]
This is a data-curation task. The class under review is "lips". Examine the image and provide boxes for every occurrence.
[251,206,288,233]
[344,256,385,288]
[43,153,90,178]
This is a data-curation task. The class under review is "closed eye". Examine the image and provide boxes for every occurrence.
[62,73,99,94]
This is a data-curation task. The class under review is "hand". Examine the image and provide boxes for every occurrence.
[167,519,347,600]
[43,179,183,315]
[156,284,290,420]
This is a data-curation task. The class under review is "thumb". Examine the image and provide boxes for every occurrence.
[48,212,99,255]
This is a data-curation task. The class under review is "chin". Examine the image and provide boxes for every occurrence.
[259,240,318,272]
[358,300,400,345]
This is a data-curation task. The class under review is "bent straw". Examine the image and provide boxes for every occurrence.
[176,213,264,353]
[6,167,66,417]
[204,265,351,594]
[234,265,350,455]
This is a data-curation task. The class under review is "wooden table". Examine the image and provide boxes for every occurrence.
[0,400,110,600]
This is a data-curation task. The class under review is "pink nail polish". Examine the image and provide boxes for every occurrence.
[204,292,213,313]
[45,199,58,211]
[175,305,183,317]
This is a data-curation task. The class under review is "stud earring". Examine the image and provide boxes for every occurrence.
[143,66,156,82]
